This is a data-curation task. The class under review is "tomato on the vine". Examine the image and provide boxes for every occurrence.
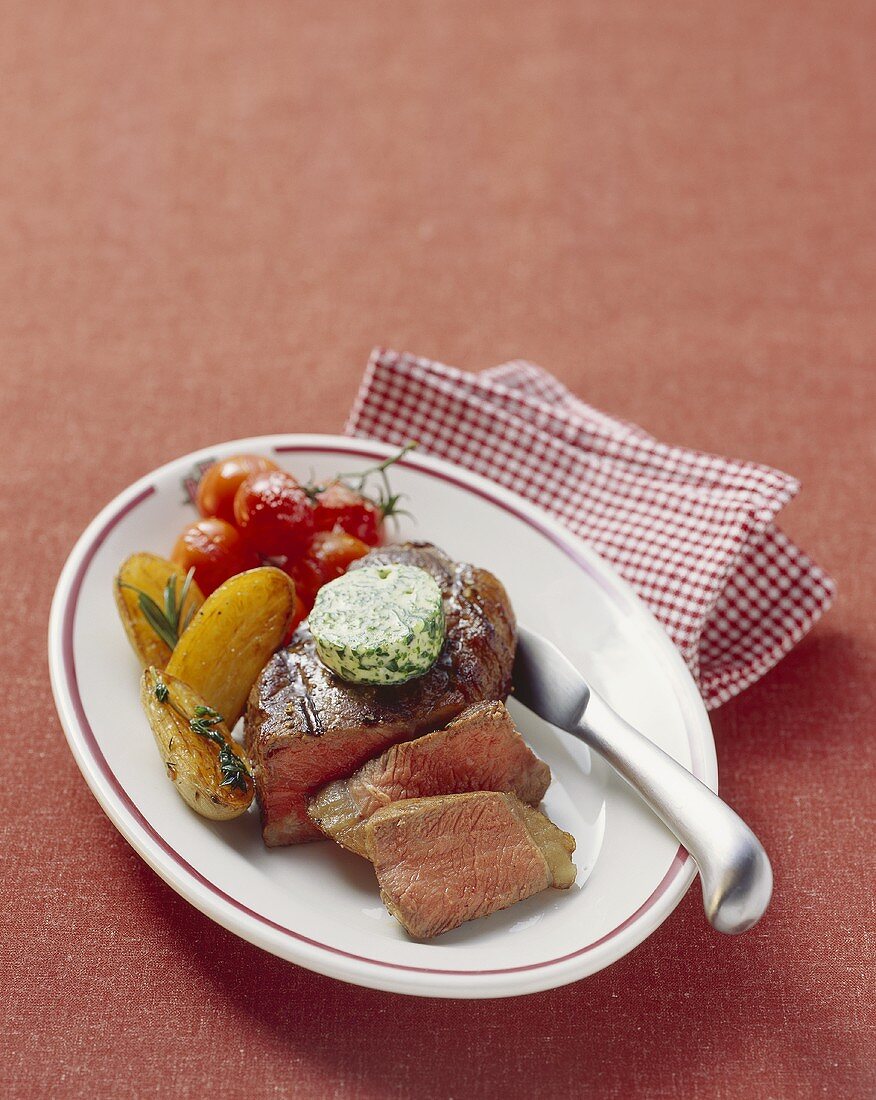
[282,557,321,612]
[282,588,310,645]
[170,517,260,597]
[312,481,382,545]
[282,530,370,614]
[233,470,315,557]
[196,454,279,524]
[310,529,370,582]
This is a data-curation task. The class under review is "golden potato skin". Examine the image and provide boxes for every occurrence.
[140,668,254,820]
[114,553,204,669]
[165,566,296,729]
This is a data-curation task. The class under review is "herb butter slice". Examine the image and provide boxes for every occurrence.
[309,563,445,685]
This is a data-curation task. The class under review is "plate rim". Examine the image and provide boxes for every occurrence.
[48,433,717,999]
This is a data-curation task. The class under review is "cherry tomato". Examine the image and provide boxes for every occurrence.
[283,531,370,613]
[310,529,370,584]
[170,517,259,597]
[283,557,321,612]
[196,454,279,524]
[233,470,315,557]
[312,481,382,545]
[282,588,309,646]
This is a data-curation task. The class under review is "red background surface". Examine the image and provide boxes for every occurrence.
[3,2,874,1097]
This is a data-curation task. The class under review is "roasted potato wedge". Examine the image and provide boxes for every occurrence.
[165,566,296,728]
[115,552,204,669]
[141,668,254,820]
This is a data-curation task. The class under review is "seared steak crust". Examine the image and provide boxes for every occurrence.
[245,543,516,845]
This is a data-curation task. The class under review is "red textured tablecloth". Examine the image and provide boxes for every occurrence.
[3,2,874,1097]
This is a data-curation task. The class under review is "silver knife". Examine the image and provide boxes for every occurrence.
[513,625,773,933]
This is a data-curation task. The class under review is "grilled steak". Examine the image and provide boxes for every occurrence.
[366,792,576,938]
[308,701,550,856]
[244,543,516,845]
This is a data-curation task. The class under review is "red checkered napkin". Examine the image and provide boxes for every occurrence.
[345,349,835,708]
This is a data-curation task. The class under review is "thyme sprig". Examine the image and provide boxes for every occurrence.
[216,744,250,792]
[305,443,418,525]
[153,680,251,792]
[121,568,198,650]
[190,703,224,738]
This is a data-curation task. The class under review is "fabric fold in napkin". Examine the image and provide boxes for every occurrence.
[345,349,835,709]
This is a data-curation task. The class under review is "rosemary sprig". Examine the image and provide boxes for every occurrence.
[306,442,418,524]
[120,568,197,650]
[153,681,251,793]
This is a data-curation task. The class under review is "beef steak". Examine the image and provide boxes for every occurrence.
[244,543,516,845]
[308,700,550,856]
[365,791,576,938]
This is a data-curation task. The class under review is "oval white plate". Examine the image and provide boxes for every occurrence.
[48,435,716,999]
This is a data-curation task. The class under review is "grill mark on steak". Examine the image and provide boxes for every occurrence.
[285,660,325,737]
[244,543,517,846]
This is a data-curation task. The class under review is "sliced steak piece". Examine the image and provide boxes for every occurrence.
[365,792,576,938]
[308,701,550,856]
[244,543,516,846]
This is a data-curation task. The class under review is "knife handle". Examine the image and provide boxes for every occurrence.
[575,690,773,934]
